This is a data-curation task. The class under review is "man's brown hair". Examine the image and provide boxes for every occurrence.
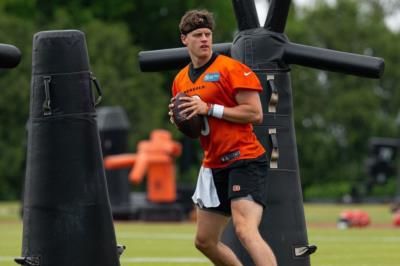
[179,9,215,35]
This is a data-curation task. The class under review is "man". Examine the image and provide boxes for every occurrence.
[168,9,277,266]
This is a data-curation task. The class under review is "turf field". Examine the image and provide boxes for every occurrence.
[1,202,399,266]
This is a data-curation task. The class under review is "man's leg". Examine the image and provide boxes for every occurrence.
[195,208,243,266]
[231,199,277,266]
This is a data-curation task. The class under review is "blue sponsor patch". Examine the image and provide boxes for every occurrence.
[204,72,220,82]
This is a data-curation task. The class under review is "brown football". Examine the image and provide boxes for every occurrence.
[172,92,204,139]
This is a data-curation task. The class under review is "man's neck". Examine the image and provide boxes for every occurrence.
[191,53,213,68]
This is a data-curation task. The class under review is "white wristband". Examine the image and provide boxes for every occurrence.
[212,104,224,119]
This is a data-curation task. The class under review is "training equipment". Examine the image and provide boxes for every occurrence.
[0,43,21,68]
[172,92,203,138]
[17,30,121,266]
[393,212,400,227]
[337,210,353,229]
[338,209,370,228]
[103,129,187,221]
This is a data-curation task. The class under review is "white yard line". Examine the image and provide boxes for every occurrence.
[0,257,14,261]
[117,232,193,240]
[310,236,400,242]
[117,232,400,242]
[121,257,208,263]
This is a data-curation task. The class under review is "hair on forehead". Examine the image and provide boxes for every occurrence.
[179,9,215,35]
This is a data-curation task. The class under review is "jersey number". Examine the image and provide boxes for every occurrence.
[201,116,210,136]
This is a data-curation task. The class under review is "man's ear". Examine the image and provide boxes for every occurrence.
[181,34,187,46]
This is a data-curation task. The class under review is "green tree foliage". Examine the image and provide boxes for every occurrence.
[124,1,236,49]
[287,0,400,198]
[1,0,236,49]
[0,11,34,199]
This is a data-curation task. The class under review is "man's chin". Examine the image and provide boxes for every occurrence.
[198,51,211,58]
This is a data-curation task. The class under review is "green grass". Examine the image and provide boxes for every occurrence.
[1,202,399,266]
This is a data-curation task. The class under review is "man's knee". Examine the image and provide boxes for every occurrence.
[231,198,263,244]
[233,220,253,244]
[194,234,217,253]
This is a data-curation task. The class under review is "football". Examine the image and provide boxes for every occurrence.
[172,92,204,139]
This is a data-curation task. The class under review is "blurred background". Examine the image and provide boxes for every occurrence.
[1,0,400,204]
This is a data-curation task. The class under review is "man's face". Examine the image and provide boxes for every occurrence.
[181,28,213,60]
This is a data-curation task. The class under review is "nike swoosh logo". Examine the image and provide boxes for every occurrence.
[244,72,252,76]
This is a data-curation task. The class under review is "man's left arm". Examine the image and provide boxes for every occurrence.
[179,89,263,124]
[219,89,263,124]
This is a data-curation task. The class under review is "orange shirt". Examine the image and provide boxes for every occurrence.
[172,54,265,168]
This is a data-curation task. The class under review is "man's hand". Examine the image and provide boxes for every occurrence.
[168,96,176,124]
[178,95,208,119]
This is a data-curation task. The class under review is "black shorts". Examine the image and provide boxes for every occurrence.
[199,153,269,216]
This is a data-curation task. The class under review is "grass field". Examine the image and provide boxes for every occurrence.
[1,202,399,266]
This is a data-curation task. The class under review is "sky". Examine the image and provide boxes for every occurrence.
[253,0,331,25]
[254,0,400,31]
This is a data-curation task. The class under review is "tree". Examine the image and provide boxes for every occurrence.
[287,0,400,198]
[0,11,35,199]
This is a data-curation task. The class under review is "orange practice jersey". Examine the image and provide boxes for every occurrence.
[172,54,265,168]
